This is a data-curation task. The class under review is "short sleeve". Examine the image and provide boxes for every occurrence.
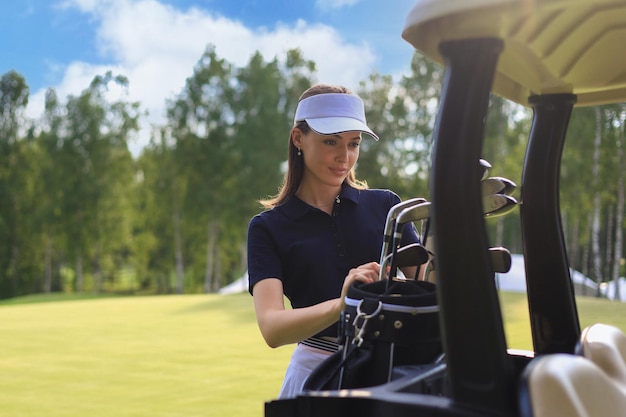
[247,215,282,295]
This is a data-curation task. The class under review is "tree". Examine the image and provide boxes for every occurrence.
[356,72,427,197]
[1,48,623,300]
[559,103,626,296]
[393,52,445,199]
[135,133,179,293]
[482,95,529,252]
[34,88,67,293]
[602,104,626,299]
[50,72,138,292]
[0,71,34,297]
[135,46,318,294]
[155,46,238,293]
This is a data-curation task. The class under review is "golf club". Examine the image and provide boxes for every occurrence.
[481,176,517,196]
[483,194,518,218]
[489,247,512,273]
[421,193,518,249]
[381,243,430,281]
[385,201,432,284]
[392,194,516,263]
[421,246,513,283]
[379,198,427,266]
[479,158,491,180]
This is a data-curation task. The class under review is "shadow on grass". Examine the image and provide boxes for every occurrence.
[0,292,130,306]
[173,293,257,323]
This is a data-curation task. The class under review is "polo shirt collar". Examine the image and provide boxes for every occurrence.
[279,183,361,220]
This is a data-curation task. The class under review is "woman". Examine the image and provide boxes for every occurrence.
[247,84,420,398]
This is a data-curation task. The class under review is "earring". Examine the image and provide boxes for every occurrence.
[297,148,302,156]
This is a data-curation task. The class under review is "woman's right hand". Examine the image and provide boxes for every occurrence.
[339,262,380,309]
[252,262,380,348]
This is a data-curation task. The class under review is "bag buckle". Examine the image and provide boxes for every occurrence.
[352,300,382,347]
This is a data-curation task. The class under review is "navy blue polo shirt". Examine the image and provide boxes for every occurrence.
[247,184,420,338]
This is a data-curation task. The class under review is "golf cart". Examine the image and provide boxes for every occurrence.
[265,0,626,416]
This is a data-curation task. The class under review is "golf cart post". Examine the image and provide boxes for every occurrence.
[265,1,626,416]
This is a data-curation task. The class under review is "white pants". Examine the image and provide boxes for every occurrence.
[278,343,333,399]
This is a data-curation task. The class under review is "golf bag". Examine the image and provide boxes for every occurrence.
[304,279,442,391]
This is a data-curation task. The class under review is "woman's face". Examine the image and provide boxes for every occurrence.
[295,129,362,187]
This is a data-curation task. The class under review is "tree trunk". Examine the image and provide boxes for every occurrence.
[76,252,83,293]
[605,207,614,281]
[580,223,591,295]
[44,236,52,293]
[10,243,19,295]
[239,240,247,279]
[569,217,580,273]
[612,115,625,301]
[494,219,504,247]
[9,165,20,296]
[215,243,222,293]
[591,107,603,295]
[93,244,102,294]
[204,220,217,293]
[173,208,184,294]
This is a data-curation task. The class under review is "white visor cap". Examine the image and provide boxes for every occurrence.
[294,93,379,140]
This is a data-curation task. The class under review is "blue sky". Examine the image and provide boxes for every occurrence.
[1,0,419,154]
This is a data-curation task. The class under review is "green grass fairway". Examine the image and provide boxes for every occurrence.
[1,292,626,417]
[0,293,292,417]
[498,292,626,351]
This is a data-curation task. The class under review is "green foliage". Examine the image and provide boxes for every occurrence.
[134,46,317,294]
[38,72,138,294]
[0,47,624,299]
[0,71,40,296]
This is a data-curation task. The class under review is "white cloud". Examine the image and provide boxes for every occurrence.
[27,0,377,156]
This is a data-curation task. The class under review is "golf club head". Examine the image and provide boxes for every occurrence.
[419,247,511,283]
[479,158,492,180]
[422,258,436,283]
[483,194,518,217]
[382,243,430,282]
[393,243,430,269]
[380,197,428,264]
[380,244,428,280]
[385,201,431,286]
[481,176,517,196]
[489,246,512,273]
[384,198,428,233]
[391,201,431,251]
[395,201,431,229]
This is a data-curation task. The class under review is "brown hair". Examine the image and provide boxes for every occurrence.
[259,84,368,209]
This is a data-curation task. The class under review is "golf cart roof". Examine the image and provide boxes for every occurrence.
[402,0,626,107]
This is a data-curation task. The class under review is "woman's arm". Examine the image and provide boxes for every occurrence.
[252,262,380,348]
